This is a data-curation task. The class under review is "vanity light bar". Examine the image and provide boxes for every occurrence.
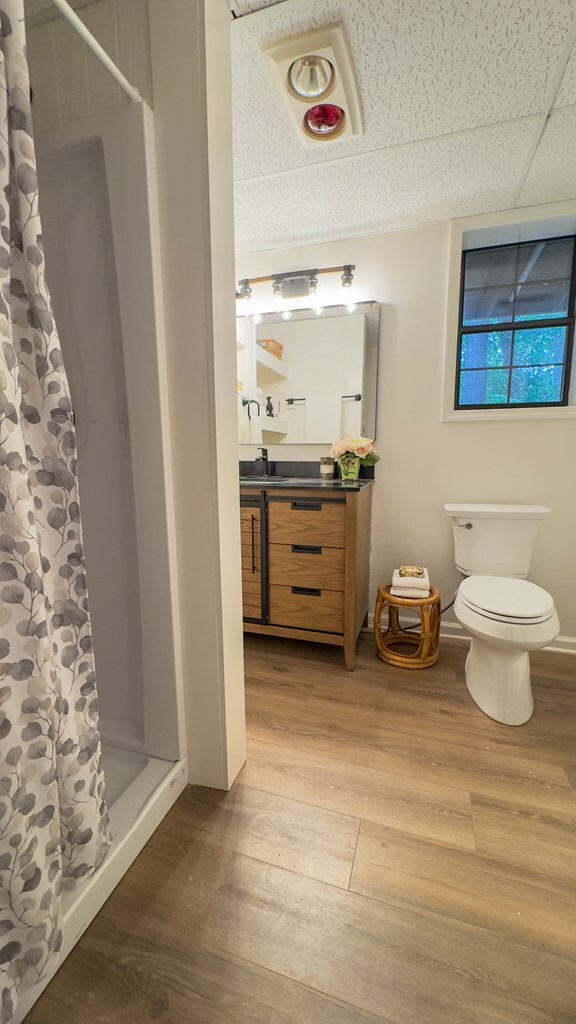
[235,264,355,300]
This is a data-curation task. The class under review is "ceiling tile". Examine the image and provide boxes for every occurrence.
[234,118,538,253]
[227,0,288,13]
[232,0,574,182]
[517,106,576,207]
[553,45,576,107]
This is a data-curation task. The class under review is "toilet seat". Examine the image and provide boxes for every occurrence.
[458,575,555,625]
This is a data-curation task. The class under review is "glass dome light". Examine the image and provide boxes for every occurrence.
[303,104,345,138]
[288,55,334,99]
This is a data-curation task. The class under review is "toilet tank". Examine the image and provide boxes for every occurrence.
[443,504,550,578]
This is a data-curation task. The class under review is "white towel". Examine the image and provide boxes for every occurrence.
[306,396,341,443]
[390,586,431,599]
[392,568,429,591]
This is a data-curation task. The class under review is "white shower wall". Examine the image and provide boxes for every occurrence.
[39,136,145,748]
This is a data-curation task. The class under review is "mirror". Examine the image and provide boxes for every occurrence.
[236,301,379,444]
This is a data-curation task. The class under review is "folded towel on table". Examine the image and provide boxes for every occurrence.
[390,586,431,599]
[392,568,429,591]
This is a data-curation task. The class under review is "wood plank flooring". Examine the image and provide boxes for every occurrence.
[26,634,576,1024]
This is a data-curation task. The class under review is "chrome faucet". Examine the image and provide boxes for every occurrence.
[255,447,269,475]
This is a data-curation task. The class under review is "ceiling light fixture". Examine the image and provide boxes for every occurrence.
[235,264,356,303]
[341,264,354,287]
[264,24,362,149]
[236,278,252,300]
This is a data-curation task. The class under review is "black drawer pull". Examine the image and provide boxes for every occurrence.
[292,544,322,555]
[291,501,322,511]
[291,586,321,597]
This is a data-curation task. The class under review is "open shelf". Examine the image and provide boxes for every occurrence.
[259,416,289,435]
[256,347,288,383]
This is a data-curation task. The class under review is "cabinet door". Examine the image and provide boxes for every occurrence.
[240,505,264,620]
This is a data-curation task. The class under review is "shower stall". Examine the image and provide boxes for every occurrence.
[13,100,188,1022]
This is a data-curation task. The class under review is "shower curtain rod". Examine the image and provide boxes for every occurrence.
[48,0,141,102]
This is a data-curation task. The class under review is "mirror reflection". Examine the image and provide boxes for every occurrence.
[237,301,379,444]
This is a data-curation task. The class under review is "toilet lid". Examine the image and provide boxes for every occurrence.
[459,576,555,623]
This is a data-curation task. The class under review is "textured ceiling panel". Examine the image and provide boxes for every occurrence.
[517,107,576,207]
[234,118,538,253]
[232,0,574,182]
[227,0,288,14]
[554,48,576,107]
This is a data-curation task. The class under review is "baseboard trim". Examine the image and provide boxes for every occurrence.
[365,613,576,655]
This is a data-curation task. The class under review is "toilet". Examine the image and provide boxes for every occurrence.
[444,504,559,726]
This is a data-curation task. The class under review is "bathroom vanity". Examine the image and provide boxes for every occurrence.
[240,474,373,669]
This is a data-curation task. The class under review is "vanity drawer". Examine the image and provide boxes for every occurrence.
[268,499,346,547]
[269,584,344,633]
[269,543,345,591]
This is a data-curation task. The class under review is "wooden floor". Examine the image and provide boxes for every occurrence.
[28,634,576,1024]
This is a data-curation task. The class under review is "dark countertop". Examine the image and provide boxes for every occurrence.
[239,460,376,492]
[239,476,374,491]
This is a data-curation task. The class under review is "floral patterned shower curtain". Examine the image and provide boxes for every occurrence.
[0,3,111,1020]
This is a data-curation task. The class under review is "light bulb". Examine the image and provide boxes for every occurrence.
[303,104,345,138]
[288,55,334,99]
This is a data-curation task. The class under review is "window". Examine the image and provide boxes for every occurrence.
[455,236,576,409]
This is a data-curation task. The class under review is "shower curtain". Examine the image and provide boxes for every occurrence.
[0,4,111,1020]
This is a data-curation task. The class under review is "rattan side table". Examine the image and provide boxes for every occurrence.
[374,584,441,669]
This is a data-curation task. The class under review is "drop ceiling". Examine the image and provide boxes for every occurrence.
[231,0,576,254]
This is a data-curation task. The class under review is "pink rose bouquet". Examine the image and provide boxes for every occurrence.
[329,436,380,466]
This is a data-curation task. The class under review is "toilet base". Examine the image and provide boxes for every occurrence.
[465,638,534,726]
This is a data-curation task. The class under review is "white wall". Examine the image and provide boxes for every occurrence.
[148,0,246,788]
[237,214,576,642]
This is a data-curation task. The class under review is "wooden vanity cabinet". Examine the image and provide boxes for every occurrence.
[240,484,373,670]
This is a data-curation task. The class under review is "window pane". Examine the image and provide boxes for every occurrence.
[517,236,574,284]
[512,326,566,366]
[464,248,518,289]
[462,236,575,326]
[460,331,512,368]
[510,365,563,404]
[514,280,570,321]
[462,287,514,326]
[458,369,509,406]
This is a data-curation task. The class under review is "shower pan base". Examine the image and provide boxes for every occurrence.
[13,748,188,1023]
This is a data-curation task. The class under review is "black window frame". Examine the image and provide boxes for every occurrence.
[455,234,576,410]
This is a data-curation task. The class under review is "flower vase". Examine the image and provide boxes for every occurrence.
[339,455,360,481]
